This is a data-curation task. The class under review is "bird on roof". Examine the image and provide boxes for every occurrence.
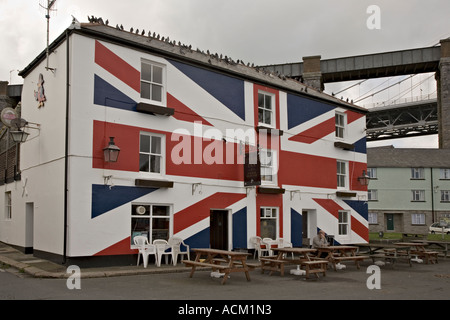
[130,27,133,33]
[142,29,145,35]
[120,24,124,30]
[105,19,109,25]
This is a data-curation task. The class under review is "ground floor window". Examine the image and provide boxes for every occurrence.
[368,212,378,224]
[338,210,349,235]
[131,204,171,245]
[260,207,278,239]
[4,191,12,220]
[411,213,425,225]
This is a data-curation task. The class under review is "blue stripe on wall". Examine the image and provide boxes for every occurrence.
[343,200,368,221]
[168,59,246,120]
[94,74,137,111]
[287,93,335,129]
[184,228,210,249]
[353,136,367,154]
[291,208,302,247]
[232,208,247,249]
[91,184,157,219]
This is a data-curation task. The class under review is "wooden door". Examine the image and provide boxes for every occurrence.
[210,210,229,250]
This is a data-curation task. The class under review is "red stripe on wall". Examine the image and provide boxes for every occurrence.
[351,216,369,242]
[174,193,246,234]
[288,117,335,144]
[279,151,336,189]
[167,93,213,126]
[95,40,140,93]
[94,237,137,256]
[313,198,344,219]
[346,110,365,124]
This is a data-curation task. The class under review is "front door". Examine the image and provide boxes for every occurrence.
[210,210,229,250]
[386,214,394,231]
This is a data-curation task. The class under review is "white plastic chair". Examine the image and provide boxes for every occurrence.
[153,239,172,267]
[250,236,270,259]
[263,238,277,256]
[277,238,294,259]
[133,235,157,268]
[168,237,190,265]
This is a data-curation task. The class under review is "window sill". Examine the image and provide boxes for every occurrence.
[336,191,357,198]
[257,186,285,194]
[137,102,174,116]
[256,126,283,136]
[135,179,174,188]
[334,141,355,150]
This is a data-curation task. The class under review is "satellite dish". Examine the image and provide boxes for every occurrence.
[1,108,18,127]
[135,206,146,215]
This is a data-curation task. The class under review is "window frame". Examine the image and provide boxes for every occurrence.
[130,203,172,246]
[338,210,350,236]
[257,91,276,128]
[259,206,278,239]
[411,168,425,180]
[411,190,425,202]
[368,189,378,201]
[411,213,426,225]
[368,212,378,224]
[335,112,346,139]
[440,168,450,180]
[139,131,165,176]
[367,168,377,179]
[337,160,348,189]
[140,59,166,107]
[441,190,450,202]
[260,148,278,186]
[5,191,12,220]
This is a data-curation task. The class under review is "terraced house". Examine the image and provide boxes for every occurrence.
[0,19,368,265]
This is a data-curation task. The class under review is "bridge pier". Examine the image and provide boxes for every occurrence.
[437,39,450,149]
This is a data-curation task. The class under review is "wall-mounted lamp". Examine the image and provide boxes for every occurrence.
[103,137,120,163]
[10,129,30,143]
[357,170,370,186]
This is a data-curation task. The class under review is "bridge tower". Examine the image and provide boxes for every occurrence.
[437,39,450,149]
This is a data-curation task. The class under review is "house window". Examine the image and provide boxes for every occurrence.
[440,168,450,180]
[441,190,450,202]
[411,168,424,180]
[131,204,171,245]
[335,112,346,139]
[139,132,164,174]
[260,149,277,185]
[5,191,12,220]
[140,60,165,105]
[260,207,278,239]
[367,168,377,179]
[337,160,348,188]
[368,190,378,201]
[368,212,378,224]
[411,213,425,225]
[258,91,275,127]
[338,210,349,235]
[412,190,425,202]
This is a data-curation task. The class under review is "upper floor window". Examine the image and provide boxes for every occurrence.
[258,91,275,127]
[337,160,348,189]
[140,60,165,105]
[367,168,377,179]
[5,191,11,220]
[411,168,424,180]
[412,190,425,202]
[260,149,277,185]
[139,132,165,174]
[335,112,346,139]
[440,168,450,180]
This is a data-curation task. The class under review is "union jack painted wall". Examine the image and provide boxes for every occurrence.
[9,24,368,260]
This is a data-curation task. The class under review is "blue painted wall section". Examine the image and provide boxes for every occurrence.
[290,208,302,247]
[94,74,137,111]
[91,184,157,219]
[287,93,335,129]
[168,59,246,120]
[232,208,247,249]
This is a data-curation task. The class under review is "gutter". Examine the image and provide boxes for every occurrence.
[63,29,70,264]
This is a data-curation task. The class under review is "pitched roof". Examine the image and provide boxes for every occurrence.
[19,20,366,114]
[367,146,450,168]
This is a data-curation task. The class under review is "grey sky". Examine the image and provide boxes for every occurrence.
[1,0,449,147]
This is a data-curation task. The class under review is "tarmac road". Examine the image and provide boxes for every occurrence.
[1,258,449,301]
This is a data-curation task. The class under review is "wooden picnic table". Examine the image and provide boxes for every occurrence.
[315,245,368,271]
[411,239,449,258]
[396,242,439,264]
[355,243,412,267]
[182,248,254,285]
[261,247,328,279]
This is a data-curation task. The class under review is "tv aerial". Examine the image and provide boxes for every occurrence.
[39,0,58,72]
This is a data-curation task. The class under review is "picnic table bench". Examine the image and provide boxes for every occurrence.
[261,248,327,279]
[182,248,254,285]
[355,243,412,267]
[396,242,439,264]
[316,246,369,271]
[411,240,449,258]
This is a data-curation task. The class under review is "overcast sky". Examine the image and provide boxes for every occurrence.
[1,0,449,148]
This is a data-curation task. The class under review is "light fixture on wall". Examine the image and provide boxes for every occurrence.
[357,170,370,186]
[103,137,120,162]
[10,129,30,143]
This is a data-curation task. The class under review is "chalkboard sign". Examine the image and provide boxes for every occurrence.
[244,150,261,186]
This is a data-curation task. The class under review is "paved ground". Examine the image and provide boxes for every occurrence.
[1,242,449,301]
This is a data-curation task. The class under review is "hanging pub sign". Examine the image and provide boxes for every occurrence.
[34,73,46,108]
[244,148,261,187]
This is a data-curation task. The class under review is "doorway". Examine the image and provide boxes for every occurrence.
[210,209,229,250]
[386,214,394,231]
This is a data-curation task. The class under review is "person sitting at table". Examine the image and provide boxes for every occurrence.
[312,230,329,258]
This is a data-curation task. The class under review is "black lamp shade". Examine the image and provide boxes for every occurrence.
[10,130,30,143]
[103,137,120,162]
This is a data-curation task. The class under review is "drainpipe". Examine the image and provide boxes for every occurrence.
[430,168,435,224]
[63,29,70,264]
